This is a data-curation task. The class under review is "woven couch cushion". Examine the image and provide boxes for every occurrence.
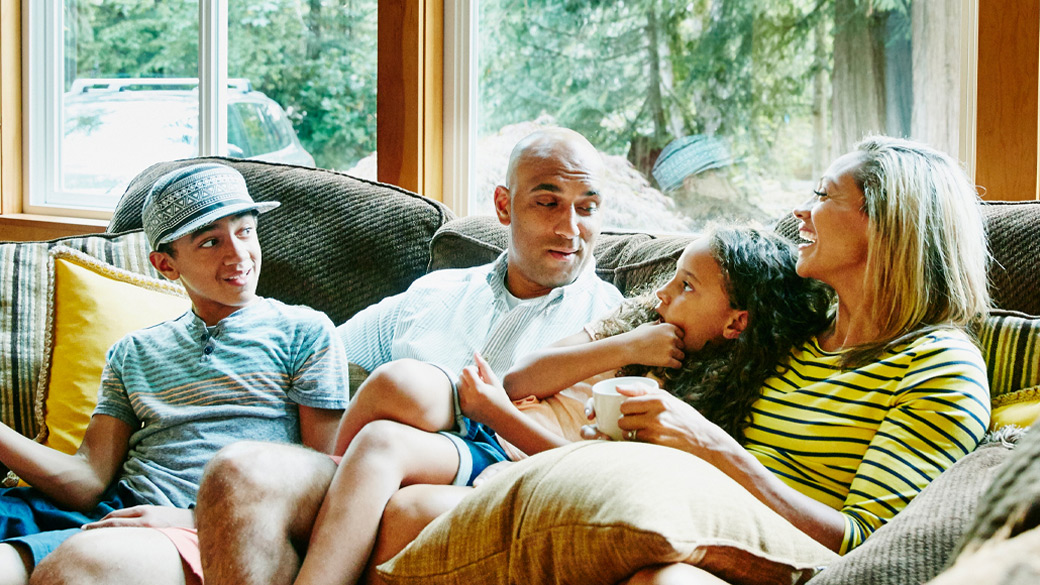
[926,526,1040,585]
[806,441,1013,585]
[776,201,1040,316]
[110,157,454,326]
[379,441,837,585]
[0,231,158,439]
[951,420,1040,557]
[926,423,1040,584]
[981,201,1040,316]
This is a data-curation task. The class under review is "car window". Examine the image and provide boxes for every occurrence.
[233,102,278,156]
[60,84,315,195]
[263,102,296,150]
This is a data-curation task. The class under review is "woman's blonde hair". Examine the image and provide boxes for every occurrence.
[846,136,990,365]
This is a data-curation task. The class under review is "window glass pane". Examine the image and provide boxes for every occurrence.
[475,0,962,231]
[228,0,378,173]
[62,0,200,199]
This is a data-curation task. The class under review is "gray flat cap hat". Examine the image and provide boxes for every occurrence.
[142,163,280,250]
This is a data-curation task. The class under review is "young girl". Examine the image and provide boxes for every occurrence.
[457,226,835,459]
[293,226,833,585]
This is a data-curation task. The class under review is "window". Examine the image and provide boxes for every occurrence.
[23,0,376,217]
[453,0,969,231]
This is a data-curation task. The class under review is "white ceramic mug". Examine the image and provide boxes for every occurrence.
[591,376,659,440]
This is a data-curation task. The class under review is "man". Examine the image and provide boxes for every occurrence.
[34,127,622,585]
[5,164,349,585]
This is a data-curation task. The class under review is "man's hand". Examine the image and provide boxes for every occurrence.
[623,322,685,368]
[457,352,515,427]
[82,505,195,530]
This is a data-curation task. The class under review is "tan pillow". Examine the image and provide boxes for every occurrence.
[378,441,837,585]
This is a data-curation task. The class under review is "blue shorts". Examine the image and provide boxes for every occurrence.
[440,418,510,487]
[428,362,510,486]
[0,481,142,565]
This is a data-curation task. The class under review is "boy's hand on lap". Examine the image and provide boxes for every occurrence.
[82,505,195,530]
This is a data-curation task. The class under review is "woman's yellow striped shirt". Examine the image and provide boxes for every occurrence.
[744,328,990,554]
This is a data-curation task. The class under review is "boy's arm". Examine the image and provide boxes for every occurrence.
[504,322,684,400]
[0,414,132,512]
[299,406,346,454]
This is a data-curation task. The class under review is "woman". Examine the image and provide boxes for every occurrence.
[367,136,991,585]
[616,135,992,583]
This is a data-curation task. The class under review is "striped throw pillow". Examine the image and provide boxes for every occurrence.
[0,230,156,440]
[975,310,1040,429]
[976,311,1040,399]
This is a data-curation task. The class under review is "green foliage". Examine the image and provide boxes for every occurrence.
[477,0,839,181]
[69,0,376,171]
[67,0,913,184]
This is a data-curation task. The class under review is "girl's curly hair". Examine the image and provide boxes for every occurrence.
[590,227,835,444]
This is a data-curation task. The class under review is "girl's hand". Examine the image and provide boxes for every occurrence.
[458,352,514,427]
[624,322,685,368]
[580,397,610,439]
[614,386,732,459]
[473,460,515,487]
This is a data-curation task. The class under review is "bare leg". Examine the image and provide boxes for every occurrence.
[195,441,337,585]
[623,564,731,585]
[295,421,461,585]
[0,543,31,585]
[334,359,455,454]
[363,484,474,585]
[30,527,193,585]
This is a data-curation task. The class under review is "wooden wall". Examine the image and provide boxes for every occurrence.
[975,0,1040,201]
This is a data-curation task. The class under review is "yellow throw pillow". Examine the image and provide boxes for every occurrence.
[990,386,1040,431]
[35,246,190,455]
[378,441,837,585]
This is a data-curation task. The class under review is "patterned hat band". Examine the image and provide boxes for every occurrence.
[142,163,280,250]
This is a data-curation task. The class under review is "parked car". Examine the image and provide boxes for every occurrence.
[62,78,315,195]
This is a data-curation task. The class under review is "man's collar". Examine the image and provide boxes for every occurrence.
[486,251,600,303]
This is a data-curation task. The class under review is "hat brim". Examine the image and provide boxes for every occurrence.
[154,200,281,247]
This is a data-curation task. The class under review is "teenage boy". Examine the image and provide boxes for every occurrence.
[2,163,349,585]
[35,128,623,585]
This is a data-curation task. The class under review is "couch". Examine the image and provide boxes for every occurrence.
[1,157,1039,584]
